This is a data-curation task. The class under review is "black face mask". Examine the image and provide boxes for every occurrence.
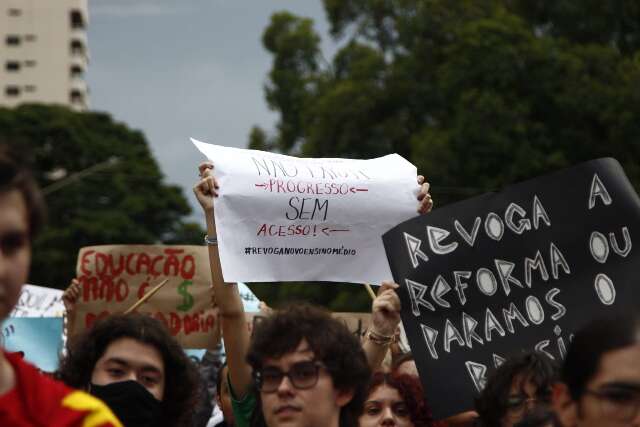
[90,380,162,427]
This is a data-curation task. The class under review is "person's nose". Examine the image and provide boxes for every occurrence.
[381,406,396,426]
[630,410,640,427]
[122,372,136,382]
[276,374,295,396]
[525,398,537,411]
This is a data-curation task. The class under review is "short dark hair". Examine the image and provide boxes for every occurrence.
[365,371,437,427]
[0,148,45,239]
[57,313,200,427]
[562,312,640,400]
[475,351,558,427]
[247,303,371,427]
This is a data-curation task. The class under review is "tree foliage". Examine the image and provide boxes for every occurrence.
[0,104,202,289]
[249,0,640,310]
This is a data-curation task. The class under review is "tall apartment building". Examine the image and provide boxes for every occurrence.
[0,0,89,111]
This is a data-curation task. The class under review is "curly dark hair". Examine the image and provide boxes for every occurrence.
[0,147,45,240]
[247,303,371,427]
[57,313,200,427]
[475,351,558,427]
[364,371,440,427]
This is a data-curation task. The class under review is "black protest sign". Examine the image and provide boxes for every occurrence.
[382,158,640,419]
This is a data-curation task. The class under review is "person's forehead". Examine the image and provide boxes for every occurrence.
[590,343,640,387]
[99,337,164,373]
[263,340,315,366]
[367,384,402,402]
[0,190,29,232]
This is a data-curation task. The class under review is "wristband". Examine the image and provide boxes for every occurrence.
[365,329,395,346]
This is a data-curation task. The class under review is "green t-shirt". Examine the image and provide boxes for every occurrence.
[228,374,257,427]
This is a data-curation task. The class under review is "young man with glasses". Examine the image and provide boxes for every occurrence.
[552,313,640,427]
[247,304,371,427]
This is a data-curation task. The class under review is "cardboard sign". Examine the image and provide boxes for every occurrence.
[192,138,419,284]
[1,317,63,372]
[382,158,640,419]
[74,245,219,349]
[10,284,64,317]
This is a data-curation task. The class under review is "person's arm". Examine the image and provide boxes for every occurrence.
[194,162,253,399]
[362,175,432,369]
[362,281,401,370]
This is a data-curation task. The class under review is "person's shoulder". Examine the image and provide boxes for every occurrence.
[60,389,123,427]
[5,352,122,426]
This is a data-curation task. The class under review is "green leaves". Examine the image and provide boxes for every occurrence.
[250,0,640,309]
[0,104,201,289]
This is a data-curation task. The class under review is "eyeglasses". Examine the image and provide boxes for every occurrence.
[254,360,326,393]
[584,386,640,423]
[505,392,551,416]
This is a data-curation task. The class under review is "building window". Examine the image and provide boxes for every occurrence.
[24,85,36,93]
[24,60,36,67]
[6,35,20,46]
[5,86,20,97]
[7,8,21,17]
[6,61,20,71]
[24,34,37,42]
[70,10,85,29]
[70,39,84,55]
[70,65,83,78]
[70,89,84,104]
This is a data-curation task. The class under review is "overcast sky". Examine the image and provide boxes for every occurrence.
[88,0,334,220]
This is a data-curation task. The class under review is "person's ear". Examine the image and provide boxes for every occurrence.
[335,387,355,408]
[552,382,577,427]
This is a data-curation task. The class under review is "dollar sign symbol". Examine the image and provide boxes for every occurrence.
[177,280,194,312]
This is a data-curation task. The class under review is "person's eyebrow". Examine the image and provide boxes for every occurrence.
[103,357,129,367]
[599,381,640,391]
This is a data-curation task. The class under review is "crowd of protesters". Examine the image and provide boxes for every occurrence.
[1,148,640,427]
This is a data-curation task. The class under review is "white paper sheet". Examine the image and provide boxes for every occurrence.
[192,138,420,284]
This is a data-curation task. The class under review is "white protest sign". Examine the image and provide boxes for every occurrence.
[192,138,419,283]
[10,284,65,317]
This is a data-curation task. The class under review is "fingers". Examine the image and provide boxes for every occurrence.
[374,282,401,313]
[418,193,433,214]
[378,281,399,295]
[417,175,425,185]
[63,278,82,304]
[417,180,434,214]
[193,175,219,198]
[198,161,214,176]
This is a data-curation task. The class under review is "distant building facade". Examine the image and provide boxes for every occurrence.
[0,0,89,111]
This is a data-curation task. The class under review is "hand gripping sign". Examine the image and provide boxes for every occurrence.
[192,138,420,284]
[383,158,640,419]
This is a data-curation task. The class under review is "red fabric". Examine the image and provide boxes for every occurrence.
[0,351,117,427]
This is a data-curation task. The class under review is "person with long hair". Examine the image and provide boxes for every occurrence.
[359,371,441,427]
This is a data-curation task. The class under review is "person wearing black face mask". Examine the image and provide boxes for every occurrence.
[57,313,200,427]
[90,380,162,427]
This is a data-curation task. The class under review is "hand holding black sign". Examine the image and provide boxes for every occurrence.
[382,158,640,419]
